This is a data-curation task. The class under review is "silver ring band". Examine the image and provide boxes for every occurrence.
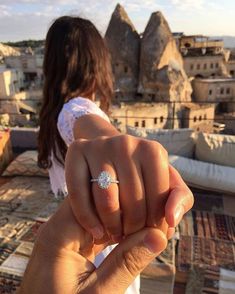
[91,171,119,189]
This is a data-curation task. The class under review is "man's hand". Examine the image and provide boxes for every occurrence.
[19,198,167,294]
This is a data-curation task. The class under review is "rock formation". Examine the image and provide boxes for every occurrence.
[138,12,192,102]
[0,43,20,58]
[105,4,140,100]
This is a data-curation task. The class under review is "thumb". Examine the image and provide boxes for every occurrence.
[86,228,167,294]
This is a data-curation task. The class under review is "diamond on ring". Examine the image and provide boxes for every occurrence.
[91,171,119,189]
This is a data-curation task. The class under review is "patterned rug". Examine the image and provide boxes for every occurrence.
[186,266,235,294]
[0,176,62,293]
[141,238,176,294]
[178,189,235,272]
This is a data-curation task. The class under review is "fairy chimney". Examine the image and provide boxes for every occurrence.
[138,12,192,102]
[105,4,140,101]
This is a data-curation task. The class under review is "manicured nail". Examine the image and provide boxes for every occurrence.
[174,205,184,226]
[90,226,104,240]
[167,227,175,240]
[144,232,161,253]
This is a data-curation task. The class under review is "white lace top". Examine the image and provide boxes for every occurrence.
[48,97,109,198]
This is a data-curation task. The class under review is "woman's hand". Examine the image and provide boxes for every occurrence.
[19,198,167,294]
[65,134,194,242]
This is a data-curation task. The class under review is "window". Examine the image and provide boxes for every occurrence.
[194,116,197,122]
[220,88,224,94]
[149,94,155,101]
[204,114,207,120]
[226,88,230,94]
[215,63,219,68]
[160,116,164,123]
[141,120,145,128]
[210,63,214,69]
[199,115,202,121]
[154,117,158,124]
[197,64,200,70]
[197,127,200,131]
[190,64,194,70]
[135,122,139,127]
[204,63,207,69]
[209,89,213,95]
[124,66,128,73]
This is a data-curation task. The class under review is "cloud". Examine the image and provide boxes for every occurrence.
[170,0,204,10]
[0,0,234,42]
[0,5,11,16]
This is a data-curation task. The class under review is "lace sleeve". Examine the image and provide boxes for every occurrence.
[57,97,110,146]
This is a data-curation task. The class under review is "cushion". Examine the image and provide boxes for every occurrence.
[126,126,196,158]
[126,126,147,138]
[2,150,48,177]
[169,155,235,194]
[146,128,195,158]
[195,132,235,168]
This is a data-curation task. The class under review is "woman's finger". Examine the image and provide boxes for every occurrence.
[139,140,169,234]
[89,161,122,242]
[65,140,105,240]
[165,165,194,227]
[115,156,146,236]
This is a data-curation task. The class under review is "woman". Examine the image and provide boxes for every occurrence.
[38,16,193,294]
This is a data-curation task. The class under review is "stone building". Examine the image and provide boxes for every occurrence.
[138,12,192,103]
[192,78,235,113]
[221,113,235,134]
[105,4,140,101]
[226,51,235,78]
[176,35,229,78]
[182,102,215,132]
[4,53,43,87]
[110,103,169,132]
[0,67,24,98]
[0,65,40,127]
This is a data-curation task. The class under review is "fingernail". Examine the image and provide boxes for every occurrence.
[90,226,104,240]
[174,205,184,226]
[167,227,175,240]
[144,233,161,253]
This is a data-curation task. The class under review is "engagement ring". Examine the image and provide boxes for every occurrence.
[91,171,119,189]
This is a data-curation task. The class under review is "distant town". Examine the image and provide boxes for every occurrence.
[1,3,235,135]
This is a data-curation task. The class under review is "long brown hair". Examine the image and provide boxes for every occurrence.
[38,16,113,169]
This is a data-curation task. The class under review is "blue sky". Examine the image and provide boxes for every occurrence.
[0,0,235,42]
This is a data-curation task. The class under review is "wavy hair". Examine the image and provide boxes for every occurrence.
[38,16,113,169]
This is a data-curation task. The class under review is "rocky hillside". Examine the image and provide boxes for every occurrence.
[0,43,20,57]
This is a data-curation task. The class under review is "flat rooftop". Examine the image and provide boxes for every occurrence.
[194,77,235,83]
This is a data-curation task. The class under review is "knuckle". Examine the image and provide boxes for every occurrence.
[140,140,168,160]
[112,134,134,155]
[118,249,144,277]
